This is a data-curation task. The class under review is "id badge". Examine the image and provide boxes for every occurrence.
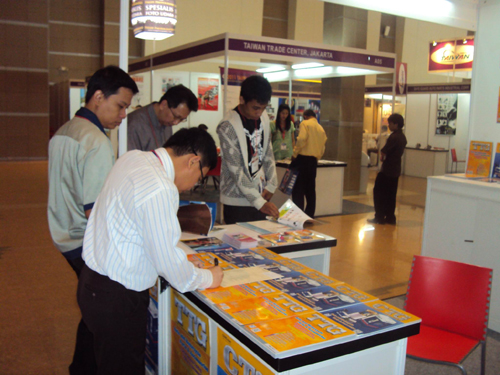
[280,142,287,151]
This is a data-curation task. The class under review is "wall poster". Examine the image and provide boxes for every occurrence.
[436,93,458,135]
[197,77,219,111]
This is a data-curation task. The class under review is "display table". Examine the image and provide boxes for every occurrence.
[403,147,448,178]
[273,160,347,216]
[421,175,500,332]
[146,224,420,375]
[180,221,336,274]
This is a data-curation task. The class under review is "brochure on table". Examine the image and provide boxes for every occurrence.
[188,245,421,359]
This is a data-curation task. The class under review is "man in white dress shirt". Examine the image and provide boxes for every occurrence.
[78,127,223,374]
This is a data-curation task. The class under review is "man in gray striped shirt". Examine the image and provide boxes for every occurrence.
[78,127,223,374]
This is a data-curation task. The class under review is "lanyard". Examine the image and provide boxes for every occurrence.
[151,150,163,166]
[147,111,160,149]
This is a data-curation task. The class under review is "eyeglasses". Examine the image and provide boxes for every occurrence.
[168,105,188,124]
[192,149,204,185]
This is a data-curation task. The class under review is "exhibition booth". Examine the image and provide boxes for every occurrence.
[364,83,471,176]
[127,32,397,143]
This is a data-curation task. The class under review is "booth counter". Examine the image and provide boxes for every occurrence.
[147,223,420,375]
[404,147,448,178]
[273,160,347,216]
[422,175,500,332]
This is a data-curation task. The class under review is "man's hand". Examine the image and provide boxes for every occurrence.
[380,152,386,162]
[189,259,203,268]
[208,266,224,288]
[260,202,279,219]
[261,189,273,201]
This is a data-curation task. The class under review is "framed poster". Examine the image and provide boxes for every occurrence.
[198,77,219,111]
[436,93,458,135]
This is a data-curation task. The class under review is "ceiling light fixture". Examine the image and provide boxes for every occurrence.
[256,66,286,73]
[291,62,324,70]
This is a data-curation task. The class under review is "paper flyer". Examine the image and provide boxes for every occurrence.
[245,312,355,356]
[300,269,344,287]
[265,272,322,293]
[491,143,500,178]
[289,285,359,312]
[324,303,403,336]
[216,294,313,325]
[196,281,281,305]
[466,140,493,177]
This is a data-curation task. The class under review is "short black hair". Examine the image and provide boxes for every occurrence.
[240,75,272,104]
[198,124,208,131]
[303,109,316,118]
[164,128,217,170]
[388,113,405,129]
[159,84,198,112]
[85,66,138,104]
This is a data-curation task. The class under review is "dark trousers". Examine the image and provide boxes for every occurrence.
[223,204,267,225]
[373,172,399,223]
[77,264,150,375]
[291,155,318,218]
[65,256,98,375]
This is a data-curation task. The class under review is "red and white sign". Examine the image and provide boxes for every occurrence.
[428,38,474,72]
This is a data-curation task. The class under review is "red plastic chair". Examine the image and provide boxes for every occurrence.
[203,156,221,190]
[404,255,492,375]
[451,148,466,173]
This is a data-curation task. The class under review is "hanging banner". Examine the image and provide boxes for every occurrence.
[428,38,474,73]
[131,0,177,41]
[436,93,458,135]
[396,62,407,95]
[219,68,261,86]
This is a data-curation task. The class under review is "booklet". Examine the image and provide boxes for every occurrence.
[324,300,420,336]
[258,233,301,246]
[216,294,313,325]
[196,281,282,305]
[181,237,230,252]
[222,232,259,249]
[268,199,314,229]
[284,229,326,243]
[244,312,356,358]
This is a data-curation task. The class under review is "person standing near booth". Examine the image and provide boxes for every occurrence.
[217,75,279,224]
[127,84,198,151]
[78,128,224,374]
[291,109,327,218]
[47,65,138,374]
[270,103,295,160]
[368,113,407,225]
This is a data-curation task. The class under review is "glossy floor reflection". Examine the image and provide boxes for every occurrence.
[310,168,426,300]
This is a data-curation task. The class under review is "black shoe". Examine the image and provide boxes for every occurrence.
[385,219,396,225]
[367,217,385,225]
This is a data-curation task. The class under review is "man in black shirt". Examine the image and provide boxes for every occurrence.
[368,114,407,225]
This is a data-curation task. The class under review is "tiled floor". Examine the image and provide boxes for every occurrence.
[0,161,426,374]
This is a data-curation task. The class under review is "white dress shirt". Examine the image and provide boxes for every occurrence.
[82,148,213,292]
